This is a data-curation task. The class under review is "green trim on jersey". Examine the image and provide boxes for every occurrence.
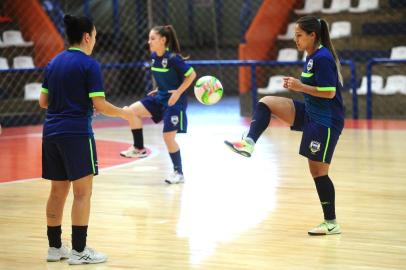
[68,47,82,51]
[322,128,331,163]
[317,86,336,91]
[151,67,169,72]
[89,92,105,97]
[301,72,314,78]
[41,87,48,94]
[184,67,194,77]
[88,138,95,174]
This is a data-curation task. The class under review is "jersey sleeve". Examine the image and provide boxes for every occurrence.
[171,55,194,77]
[314,56,337,92]
[87,60,105,98]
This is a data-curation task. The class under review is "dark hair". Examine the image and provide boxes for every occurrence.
[63,14,94,45]
[296,16,343,85]
[151,25,184,56]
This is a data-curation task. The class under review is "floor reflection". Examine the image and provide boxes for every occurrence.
[177,134,279,265]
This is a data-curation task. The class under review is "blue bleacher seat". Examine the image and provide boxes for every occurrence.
[390,0,406,8]
[337,50,390,62]
[362,23,406,35]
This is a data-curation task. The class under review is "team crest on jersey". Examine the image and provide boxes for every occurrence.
[162,58,168,68]
[307,59,313,71]
[171,115,179,126]
[151,59,155,65]
[309,140,321,154]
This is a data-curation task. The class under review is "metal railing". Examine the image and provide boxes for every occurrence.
[366,58,406,119]
[0,59,359,127]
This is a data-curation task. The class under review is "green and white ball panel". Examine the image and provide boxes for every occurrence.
[194,75,223,105]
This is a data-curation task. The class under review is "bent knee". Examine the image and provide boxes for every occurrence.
[258,96,277,108]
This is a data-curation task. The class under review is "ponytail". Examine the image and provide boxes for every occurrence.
[319,19,343,86]
[296,16,343,86]
[152,25,189,59]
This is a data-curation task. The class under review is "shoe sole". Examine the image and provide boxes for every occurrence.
[47,253,69,262]
[119,153,148,158]
[165,179,185,184]
[308,231,341,236]
[67,258,107,265]
[47,257,67,262]
[224,141,251,157]
[68,260,107,265]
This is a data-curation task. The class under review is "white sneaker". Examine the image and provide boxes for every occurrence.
[165,171,185,184]
[308,221,341,236]
[46,245,70,262]
[67,246,107,265]
[120,146,148,158]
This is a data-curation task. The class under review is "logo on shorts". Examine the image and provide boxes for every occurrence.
[162,58,168,68]
[307,59,313,71]
[171,115,179,126]
[309,140,321,154]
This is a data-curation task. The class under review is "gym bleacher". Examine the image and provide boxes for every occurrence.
[257,0,406,118]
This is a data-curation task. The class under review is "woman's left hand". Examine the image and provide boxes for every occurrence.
[283,77,303,92]
[168,90,181,106]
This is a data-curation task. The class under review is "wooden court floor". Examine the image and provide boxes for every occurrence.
[1,99,406,269]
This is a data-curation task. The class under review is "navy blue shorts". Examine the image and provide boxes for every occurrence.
[42,136,98,181]
[141,96,187,133]
[291,101,340,164]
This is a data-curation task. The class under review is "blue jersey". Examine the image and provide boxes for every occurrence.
[151,51,194,109]
[41,48,105,138]
[300,46,344,132]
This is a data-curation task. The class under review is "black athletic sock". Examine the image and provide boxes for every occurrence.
[47,225,62,248]
[247,102,272,143]
[314,175,336,220]
[72,225,88,252]
[131,128,144,149]
[169,150,183,174]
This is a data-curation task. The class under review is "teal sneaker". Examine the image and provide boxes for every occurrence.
[224,138,254,157]
[308,222,341,236]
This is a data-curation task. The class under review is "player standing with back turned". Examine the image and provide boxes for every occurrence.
[40,14,131,264]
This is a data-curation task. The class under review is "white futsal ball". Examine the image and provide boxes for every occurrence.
[194,75,223,105]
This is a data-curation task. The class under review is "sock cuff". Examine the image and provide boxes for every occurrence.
[257,101,272,115]
[72,225,88,237]
[47,225,62,234]
[72,225,88,229]
[47,225,62,229]
[314,175,329,181]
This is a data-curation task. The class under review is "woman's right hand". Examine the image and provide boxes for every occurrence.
[147,89,158,96]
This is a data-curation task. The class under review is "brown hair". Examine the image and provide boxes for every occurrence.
[296,16,343,86]
[151,25,181,54]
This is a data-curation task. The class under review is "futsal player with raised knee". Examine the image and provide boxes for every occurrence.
[225,15,344,235]
[120,25,196,184]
